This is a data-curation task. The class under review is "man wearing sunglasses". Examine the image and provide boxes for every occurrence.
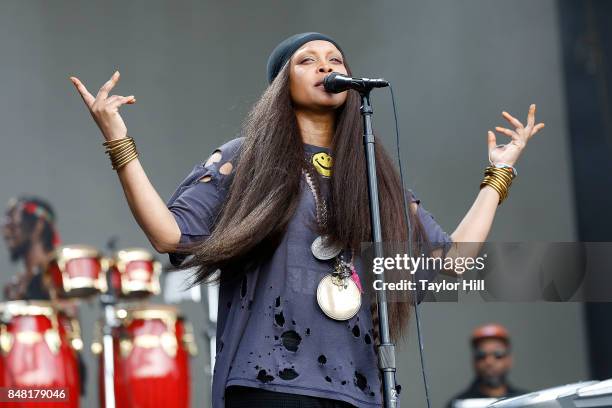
[446,323,528,407]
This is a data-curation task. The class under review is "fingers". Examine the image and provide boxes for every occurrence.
[96,71,120,101]
[502,111,524,129]
[106,94,132,104]
[106,95,136,110]
[526,104,536,128]
[69,76,95,108]
[487,130,497,152]
[105,95,121,105]
[531,123,545,137]
[494,126,516,138]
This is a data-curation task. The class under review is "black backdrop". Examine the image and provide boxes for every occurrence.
[559,0,612,380]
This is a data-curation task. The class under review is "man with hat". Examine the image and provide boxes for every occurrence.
[2,196,60,300]
[446,323,528,407]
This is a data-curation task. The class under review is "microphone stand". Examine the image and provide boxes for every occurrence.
[359,89,399,408]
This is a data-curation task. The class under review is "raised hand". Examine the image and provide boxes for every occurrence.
[69,71,136,142]
[487,104,545,167]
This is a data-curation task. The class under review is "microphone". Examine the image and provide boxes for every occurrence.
[323,72,389,94]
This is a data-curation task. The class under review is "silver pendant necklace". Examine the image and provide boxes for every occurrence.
[302,166,342,260]
[302,165,362,321]
[311,235,342,261]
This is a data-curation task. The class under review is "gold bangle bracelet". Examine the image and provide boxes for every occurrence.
[480,165,515,205]
[483,173,512,188]
[488,173,513,186]
[111,148,138,167]
[485,175,510,194]
[106,146,134,158]
[103,136,133,147]
[103,136,139,171]
[113,155,138,171]
[113,151,139,170]
[105,140,134,154]
[106,140,135,155]
[483,172,513,189]
[105,141,132,151]
[485,166,515,182]
[113,156,137,171]
[108,145,137,163]
[106,143,134,154]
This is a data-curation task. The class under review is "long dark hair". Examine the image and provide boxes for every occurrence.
[176,59,431,344]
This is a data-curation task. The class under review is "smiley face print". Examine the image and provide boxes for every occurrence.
[312,152,333,177]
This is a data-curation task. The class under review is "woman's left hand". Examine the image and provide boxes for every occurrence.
[488,104,545,167]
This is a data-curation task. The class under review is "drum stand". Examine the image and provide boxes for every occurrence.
[100,272,118,408]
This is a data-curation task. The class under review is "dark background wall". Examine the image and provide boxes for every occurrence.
[558,0,612,382]
[0,1,594,407]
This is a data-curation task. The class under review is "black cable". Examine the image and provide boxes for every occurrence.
[388,83,433,408]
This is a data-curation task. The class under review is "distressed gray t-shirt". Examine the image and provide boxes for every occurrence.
[167,137,453,408]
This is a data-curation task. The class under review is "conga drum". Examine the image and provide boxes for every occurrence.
[106,248,161,299]
[0,301,80,407]
[47,245,107,298]
[56,301,84,398]
[94,304,196,408]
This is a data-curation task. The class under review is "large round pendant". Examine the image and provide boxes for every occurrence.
[311,235,343,261]
[316,274,362,321]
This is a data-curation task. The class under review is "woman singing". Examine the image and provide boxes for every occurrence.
[70,32,544,408]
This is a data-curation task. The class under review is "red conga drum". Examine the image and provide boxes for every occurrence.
[95,305,195,408]
[0,301,80,407]
[47,245,107,298]
[106,248,161,299]
[56,300,83,399]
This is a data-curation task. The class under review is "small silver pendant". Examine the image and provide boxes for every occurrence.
[316,273,362,321]
[311,235,343,261]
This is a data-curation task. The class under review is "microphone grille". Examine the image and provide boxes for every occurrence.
[323,72,343,93]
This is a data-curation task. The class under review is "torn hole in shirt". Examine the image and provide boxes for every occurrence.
[219,161,233,175]
[199,175,213,183]
[205,149,222,167]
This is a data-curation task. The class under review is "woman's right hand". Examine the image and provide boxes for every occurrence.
[69,71,136,142]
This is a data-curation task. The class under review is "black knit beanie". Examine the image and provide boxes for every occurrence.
[266,32,343,84]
